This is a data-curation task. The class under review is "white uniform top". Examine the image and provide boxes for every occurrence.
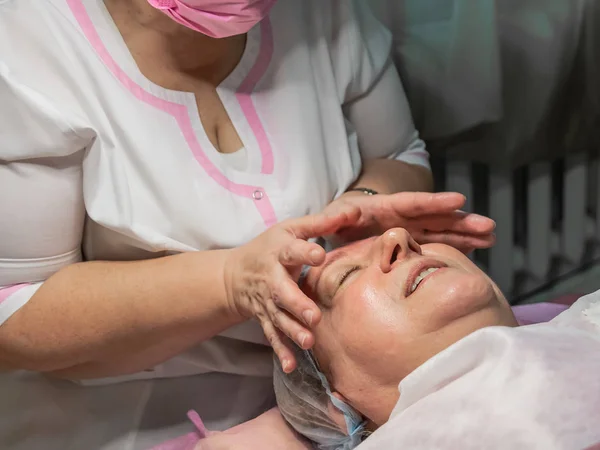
[0,0,428,448]
[358,292,600,450]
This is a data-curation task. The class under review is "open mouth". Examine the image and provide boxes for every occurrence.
[405,260,447,297]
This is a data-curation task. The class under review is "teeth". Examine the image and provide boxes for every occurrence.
[410,267,439,294]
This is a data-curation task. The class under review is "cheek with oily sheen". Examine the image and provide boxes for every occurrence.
[333,283,408,373]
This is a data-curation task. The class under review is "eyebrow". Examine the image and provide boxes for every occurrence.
[313,250,349,301]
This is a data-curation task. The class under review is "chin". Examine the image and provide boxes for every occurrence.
[436,272,501,320]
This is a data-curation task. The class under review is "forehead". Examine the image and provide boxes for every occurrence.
[325,237,376,260]
[300,237,376,291]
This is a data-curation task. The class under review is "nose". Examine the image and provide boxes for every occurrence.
[378,228,421,273]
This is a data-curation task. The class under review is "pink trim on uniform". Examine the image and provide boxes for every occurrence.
[236,18,275,174]
[66,0,278,227]
[0,283,29,305]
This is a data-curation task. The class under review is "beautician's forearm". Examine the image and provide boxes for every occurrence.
[349,159,433,195]
[47,328,215,380]
[0,251,243,374]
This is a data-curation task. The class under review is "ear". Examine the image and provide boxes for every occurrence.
[326,392,352,435]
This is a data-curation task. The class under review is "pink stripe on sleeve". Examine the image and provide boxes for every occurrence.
[0,283,30,305]
[236,18,275,174]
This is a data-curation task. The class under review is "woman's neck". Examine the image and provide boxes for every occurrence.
[104,0,246,85]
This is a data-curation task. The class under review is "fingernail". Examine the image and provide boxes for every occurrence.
[298,333,308,349]
[303,310,314,326]
[473,215,496,228]
[282,359,291,372]
[309,249,322,264]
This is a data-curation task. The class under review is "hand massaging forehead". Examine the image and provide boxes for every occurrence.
[277,240,366,450]
[278,233,371,449]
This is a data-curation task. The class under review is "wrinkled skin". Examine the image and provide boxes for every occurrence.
[226,191,498,374]
[224,206,362,372]
[302,228,518,427]
[324,192,496,252]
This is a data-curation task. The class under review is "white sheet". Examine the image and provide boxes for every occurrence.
[357,291,600,449]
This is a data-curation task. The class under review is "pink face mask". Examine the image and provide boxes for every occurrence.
[147,0,277,38]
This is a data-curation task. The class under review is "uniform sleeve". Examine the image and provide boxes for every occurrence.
[329,0,394,103]
[332,1,430,168]
[0,61,88,326]
[344,63,430,169]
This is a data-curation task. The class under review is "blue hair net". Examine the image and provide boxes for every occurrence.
[275,252,368,449]
[273,345,367,450]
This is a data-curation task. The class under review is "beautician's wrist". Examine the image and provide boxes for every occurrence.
[342,187,380,198]
[184,249,246,325]
[217,248,247,322]
[347,187,379,196]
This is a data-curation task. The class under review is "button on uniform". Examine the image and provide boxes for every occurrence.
[253,189,264,200]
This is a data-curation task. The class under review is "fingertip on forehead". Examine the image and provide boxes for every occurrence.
[297,266,317,295]
[326,236,376,257]
[298,268,330,310]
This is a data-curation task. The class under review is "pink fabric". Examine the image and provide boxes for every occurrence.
[147,0,277,38]
[0,283,29,305]
[150,408,313,450]
[236,18,274,174]
[149,411,208,450]
[511,294,582,326]
[512,303,569,326]
[67,0,278,227]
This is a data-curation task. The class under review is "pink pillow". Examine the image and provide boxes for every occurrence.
[511,302,569,326]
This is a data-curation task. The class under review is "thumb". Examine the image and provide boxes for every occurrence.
[288,206,361,240]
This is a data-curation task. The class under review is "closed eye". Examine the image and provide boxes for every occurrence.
[337,265,361,289]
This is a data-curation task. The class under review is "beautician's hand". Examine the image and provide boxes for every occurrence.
[324,191,495,253]
[223,207,361,372]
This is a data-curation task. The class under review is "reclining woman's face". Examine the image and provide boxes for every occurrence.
[302,228,518,428]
